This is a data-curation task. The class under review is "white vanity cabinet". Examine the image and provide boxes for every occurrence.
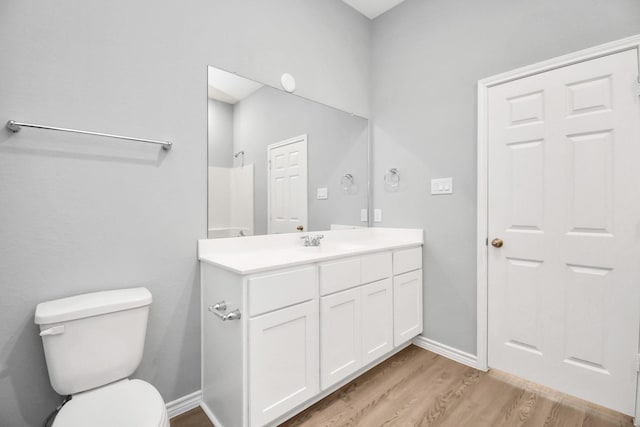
[201,264,320,427]
[320,286,362,388]
[246,267,320,426]
[319,252,394,389]
[199,229,423,427]
[319,278,394,389]
[362,278,394,363]
[393,248,423,345]
[249,300,318,426]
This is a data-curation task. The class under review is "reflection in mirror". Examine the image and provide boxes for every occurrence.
[207,66,369,238]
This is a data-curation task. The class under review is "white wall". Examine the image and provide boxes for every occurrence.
[208,166,231,229]
[0,1,370,426]
[229,165,255,235]
[208,165,254,237]
[371,0,640,354]
[208,99,234,167]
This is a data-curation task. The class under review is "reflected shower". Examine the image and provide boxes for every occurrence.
[234,150,245,167]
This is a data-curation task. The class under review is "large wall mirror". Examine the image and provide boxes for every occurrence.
[207,66,369,238]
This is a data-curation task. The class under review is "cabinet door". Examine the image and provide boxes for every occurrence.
[249,301,319,426]
[393,269,423,346]
[361,278,393,364]
[320,288,362,389]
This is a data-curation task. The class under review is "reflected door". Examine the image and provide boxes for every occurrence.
[487,49,640,414]
[268,134,308,234]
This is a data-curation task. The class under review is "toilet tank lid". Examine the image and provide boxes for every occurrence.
[35,287,152,325]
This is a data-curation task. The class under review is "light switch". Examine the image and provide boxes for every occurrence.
[431,177,453,195]
[374,209,382,222]
[360,209,368,222]
[317,187,328,200]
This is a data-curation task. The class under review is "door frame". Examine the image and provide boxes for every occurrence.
[476,34,640,420]
[267,134,308,234]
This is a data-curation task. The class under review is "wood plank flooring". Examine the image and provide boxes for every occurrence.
[171,345,634,427]
[171,407,215,427]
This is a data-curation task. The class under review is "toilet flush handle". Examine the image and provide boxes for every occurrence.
[40,325,65,336]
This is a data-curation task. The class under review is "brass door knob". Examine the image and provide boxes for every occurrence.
[491,238,504,248]
[297,225,304,231]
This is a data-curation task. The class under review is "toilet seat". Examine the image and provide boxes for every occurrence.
[53,379,169,427]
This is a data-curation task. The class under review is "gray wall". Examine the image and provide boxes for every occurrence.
[233,86,369,235]
[371,0,640,354]
[208,99,234,168]
[0,1,370,425]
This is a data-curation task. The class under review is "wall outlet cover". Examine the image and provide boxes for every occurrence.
[431,177,453,195]
[317,187,328,200]
[374,208,382,222]
[360,209,368,222]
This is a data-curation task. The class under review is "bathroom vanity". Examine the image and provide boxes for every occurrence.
[198,228,423,427]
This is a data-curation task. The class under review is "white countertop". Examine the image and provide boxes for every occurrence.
[198,227,423,274]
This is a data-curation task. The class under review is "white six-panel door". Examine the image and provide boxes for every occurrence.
[487,49,640,415]
[268,135,308,234]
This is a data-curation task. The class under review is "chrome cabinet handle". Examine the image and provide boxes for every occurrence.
[223,309,242,321]
[208,301,241,321]
[212,301,227,312]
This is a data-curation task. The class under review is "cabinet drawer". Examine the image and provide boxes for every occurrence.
[361,251,392,284]
[393,247,422,275]
[248,266,317,317]
[319,257,361,296]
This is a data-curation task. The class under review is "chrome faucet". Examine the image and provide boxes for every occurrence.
[300,234,324,247]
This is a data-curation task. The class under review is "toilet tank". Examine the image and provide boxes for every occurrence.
[34,287,152,396]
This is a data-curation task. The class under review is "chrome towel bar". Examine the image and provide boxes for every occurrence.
[5,120,173,151]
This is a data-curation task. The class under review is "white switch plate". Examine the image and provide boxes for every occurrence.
[374,209,382,222]
[431,177,453,195]
[316,187,328,200]
[360,209,368,222]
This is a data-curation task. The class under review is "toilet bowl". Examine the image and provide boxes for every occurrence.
[52,379,168,427]
[35,287,169,427]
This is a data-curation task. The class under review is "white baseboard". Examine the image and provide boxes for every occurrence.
[166,390,202,419]
[412,336,480,370]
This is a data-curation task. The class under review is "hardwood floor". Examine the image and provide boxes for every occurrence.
[170,407,215,427]
[171,345,634,427]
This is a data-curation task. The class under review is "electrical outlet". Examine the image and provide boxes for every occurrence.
[316,187,328,200]
[431,177,453,195]
[360,209,368,222]
[374,209,382,222]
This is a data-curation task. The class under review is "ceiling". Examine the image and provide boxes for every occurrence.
[207,67,263,104]
[341,0,407,19]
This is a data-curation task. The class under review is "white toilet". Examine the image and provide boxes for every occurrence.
[34,287,169,427]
